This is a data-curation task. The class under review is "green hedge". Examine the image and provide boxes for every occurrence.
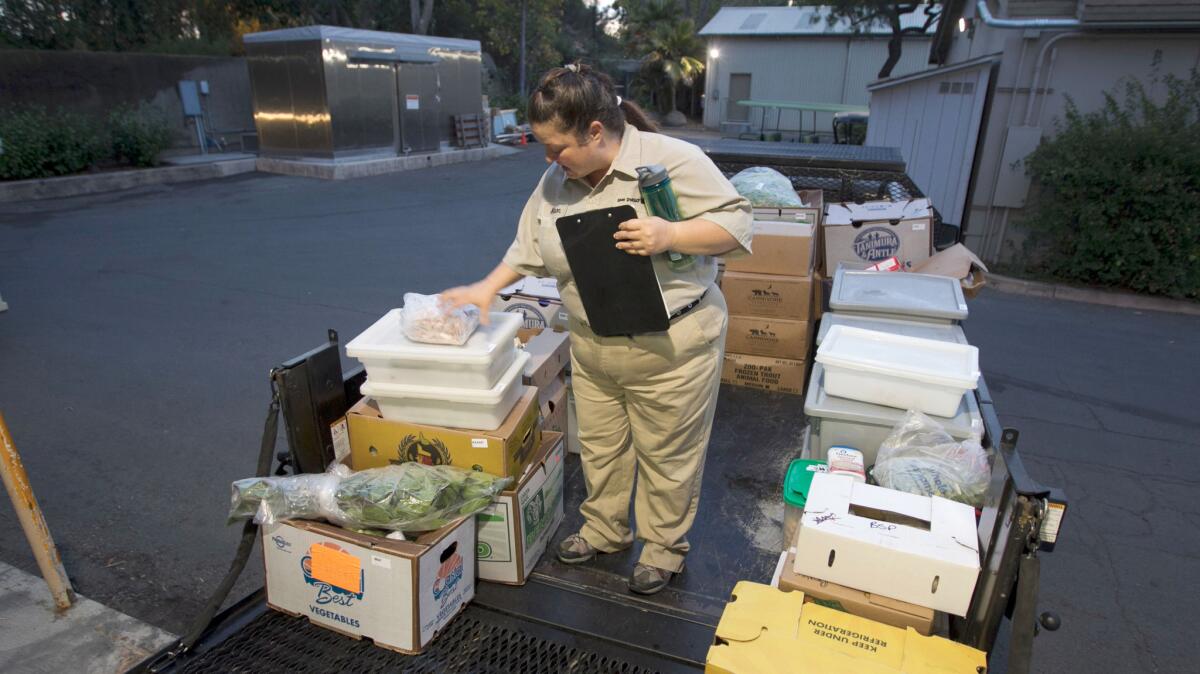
[1020,70,1200,299]
[0,104,175,180]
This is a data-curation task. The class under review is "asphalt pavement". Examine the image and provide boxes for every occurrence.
[1,146,1197,672]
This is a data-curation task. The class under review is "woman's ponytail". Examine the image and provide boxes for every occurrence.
[619,99,659,133]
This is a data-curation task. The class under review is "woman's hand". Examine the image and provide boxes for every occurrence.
[441,282,497,325]
[614,216,678,256]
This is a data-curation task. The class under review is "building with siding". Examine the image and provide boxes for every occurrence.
[865,0,1200,262]
[698,5,937,138]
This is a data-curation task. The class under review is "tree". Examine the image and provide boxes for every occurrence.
[640,19,704,114]
[409,0,433,35]
[821,2,941,79]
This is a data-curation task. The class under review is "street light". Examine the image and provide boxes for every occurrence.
[709,48,720,59]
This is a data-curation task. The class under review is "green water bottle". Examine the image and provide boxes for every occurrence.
[636,164,696,272]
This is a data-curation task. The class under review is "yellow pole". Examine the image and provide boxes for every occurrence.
[0,411,74,610]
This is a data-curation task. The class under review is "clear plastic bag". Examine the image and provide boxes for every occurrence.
[401,292,480,345]
[229,462,511,532]
[729,167,803,207]
[871,410,991,507]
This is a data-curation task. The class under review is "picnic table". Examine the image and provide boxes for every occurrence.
[736,99,869,142]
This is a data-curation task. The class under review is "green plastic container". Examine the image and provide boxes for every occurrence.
[782,459,827,550]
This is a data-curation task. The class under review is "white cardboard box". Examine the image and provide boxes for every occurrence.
[823,198,933,273]
[494,277,570,331]
[477,432,565,584]
[792,473,980,616]
[262,516,475,654]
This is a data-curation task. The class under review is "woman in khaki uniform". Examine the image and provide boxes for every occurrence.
[445,64,752,595]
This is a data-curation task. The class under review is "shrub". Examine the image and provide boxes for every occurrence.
[1020,70,1200,299]
[0,107,108,180]
[108,104,174,167]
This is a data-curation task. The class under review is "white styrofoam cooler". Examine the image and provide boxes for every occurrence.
[360,351,531,430]
[815,325,979,417]
[346,310,522,389]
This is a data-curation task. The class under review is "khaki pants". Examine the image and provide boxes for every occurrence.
[568,288,728,572]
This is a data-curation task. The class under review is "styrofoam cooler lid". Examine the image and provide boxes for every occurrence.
[804,363,982,438]
[346,310,522,366]
[830,268,968,321]
[815,325,980,390]
[816,313,969,346]
[360,351,530,405]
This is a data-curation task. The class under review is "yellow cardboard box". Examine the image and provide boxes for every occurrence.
[706,582,986,674]
[347,388,542,479]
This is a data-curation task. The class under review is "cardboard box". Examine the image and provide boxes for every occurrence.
[262,516,475,654]
[494,277,570,331]
[347,389,542,479]
[811,268,830,321]
[775,550,936,635]
[476,432,565,584]
[540,375,568,434]
[721,271,812,320]
[725,220,815,277]
[751,189,823,227]
[518,328,571,393]
[793,474,980,616]
[910,244,989,299]
[705,582,986,674]
[725,316,812,360]
[823,199,933,274]
[722,352,808,395]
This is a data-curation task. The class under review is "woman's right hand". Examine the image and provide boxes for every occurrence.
[441,282,497,325]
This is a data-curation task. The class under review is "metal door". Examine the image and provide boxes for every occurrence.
[727,73,752,122]
[396,64,441,154]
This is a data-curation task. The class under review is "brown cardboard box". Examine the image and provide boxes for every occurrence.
[725,316,812,360]
[721,271,812,320]
[540,375,568,434]
[721,352,808,395]
[347,389,542,479]
[910,243,989,299]
[518,328,571,393]
[777,550,936,635]
[823,198,933,275]
[263,515,475,654]
[810,268,831,321]
[725,221,814,277]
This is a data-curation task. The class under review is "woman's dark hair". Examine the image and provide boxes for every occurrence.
[528,63,658,138]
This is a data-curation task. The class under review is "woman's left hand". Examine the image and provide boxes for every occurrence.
[614,216,678,256]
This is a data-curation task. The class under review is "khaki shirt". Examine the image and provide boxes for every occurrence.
[503,124,753,325]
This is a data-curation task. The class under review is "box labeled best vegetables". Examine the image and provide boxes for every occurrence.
[476,432,565,584]
[262,516,475,654]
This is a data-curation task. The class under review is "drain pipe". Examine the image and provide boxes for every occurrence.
[975,0,1079,29]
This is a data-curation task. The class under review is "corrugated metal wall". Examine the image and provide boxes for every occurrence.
[703,36,932,132]
[865,61,993,229]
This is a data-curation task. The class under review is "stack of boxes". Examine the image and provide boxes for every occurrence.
[261,306,571,654]
[719,190,822,396]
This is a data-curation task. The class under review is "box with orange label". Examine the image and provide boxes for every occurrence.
[262,515,475,654]
[346,388,541,479]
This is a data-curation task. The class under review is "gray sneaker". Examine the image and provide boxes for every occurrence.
[628,563,677,595]
[556,534,597,564]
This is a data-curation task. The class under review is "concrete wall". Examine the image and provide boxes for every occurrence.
[701,35,933,134]
[945,9,1200,261]
[0,49,254,150]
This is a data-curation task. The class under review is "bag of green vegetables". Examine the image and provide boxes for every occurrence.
[229,462,511,532]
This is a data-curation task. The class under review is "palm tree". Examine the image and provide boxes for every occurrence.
[640,18,705,116]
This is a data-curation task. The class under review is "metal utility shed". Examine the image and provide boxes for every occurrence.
[865,55,998,235]
[243,26,482,159]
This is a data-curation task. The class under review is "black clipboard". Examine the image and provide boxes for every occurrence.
[555,205,669,336]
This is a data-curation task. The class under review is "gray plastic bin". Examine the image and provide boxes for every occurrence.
[804,363,983,467]
[816,313,969,346]
[830,268,968,324]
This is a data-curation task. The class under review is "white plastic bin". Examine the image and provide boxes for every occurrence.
[815,325,979,417]
[805,363,983,467]
[360,351,531,430]
[830,268,968,324]
[346,310,521,389]
[816,313,968,347]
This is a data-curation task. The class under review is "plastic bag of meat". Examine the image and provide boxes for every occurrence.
[400,293,480,346]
